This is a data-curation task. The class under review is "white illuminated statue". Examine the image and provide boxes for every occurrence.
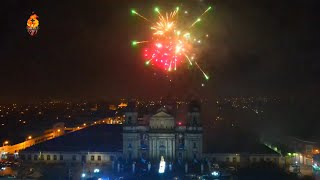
[158,156,166,174]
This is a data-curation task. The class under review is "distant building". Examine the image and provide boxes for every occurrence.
[204,143,281,167]
[118,102,127,108]
[109,105,117,111]
[261,135,320,165]
[20,125,122,165]
[122,100,203,161]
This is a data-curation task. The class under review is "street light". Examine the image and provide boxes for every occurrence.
[27,136,32,140]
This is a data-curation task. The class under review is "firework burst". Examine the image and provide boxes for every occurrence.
[131,5,211,80]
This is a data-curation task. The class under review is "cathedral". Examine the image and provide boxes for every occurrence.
[122,101,203,161]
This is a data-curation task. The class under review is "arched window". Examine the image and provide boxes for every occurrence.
[128,116,132,124]
[193,116,197,125]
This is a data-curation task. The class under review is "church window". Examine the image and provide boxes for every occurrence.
[233,157,236,163]
[160,150,165,157]
[128,143,132,148]
[47,155,51,160]
[128,116,132,124]
[53,155,57,160]
[193,142,197,148]
[59,155,63,160]
[91,155,95,161]
[193,153,197,159]
[98,156,101,161]
[82,155,86,162]
[193,117,197,124]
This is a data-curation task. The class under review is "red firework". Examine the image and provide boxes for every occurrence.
[144,41,183,71]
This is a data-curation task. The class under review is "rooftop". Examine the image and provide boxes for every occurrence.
[22,124,122,153]
[206,141,279,155]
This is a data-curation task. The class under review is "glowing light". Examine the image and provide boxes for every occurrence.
[212,171,219,177]
[191,18,201,27]
[131,9,149,21]
[159,156,166,173]
[26,12,39,36]
[132,41,137,46]
[131,6,212,80]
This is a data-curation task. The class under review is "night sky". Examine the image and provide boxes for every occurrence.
[1,0,319,102]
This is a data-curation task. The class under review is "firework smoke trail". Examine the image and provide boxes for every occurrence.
[190,18,201,28]
[190,6,212,28]
[200,6,212,17]
[132,41,148,46]
[195,61,209,80]
[184,54,193,66]
[131,9,149,22]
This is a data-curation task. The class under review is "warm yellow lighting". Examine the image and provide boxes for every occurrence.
[3,141,9,146]
[83,123,86,126]
[57,129,61,132]
[28,136,32,140]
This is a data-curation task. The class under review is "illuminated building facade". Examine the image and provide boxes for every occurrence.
[122,101,203,161]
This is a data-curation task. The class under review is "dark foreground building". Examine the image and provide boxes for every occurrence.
[20,124,122,164]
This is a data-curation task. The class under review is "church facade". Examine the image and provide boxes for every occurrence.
[122,102,203,161]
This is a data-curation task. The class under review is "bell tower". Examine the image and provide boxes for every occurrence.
[185,100,203,161]
[123,100,139,160]
[187,100,201,126]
